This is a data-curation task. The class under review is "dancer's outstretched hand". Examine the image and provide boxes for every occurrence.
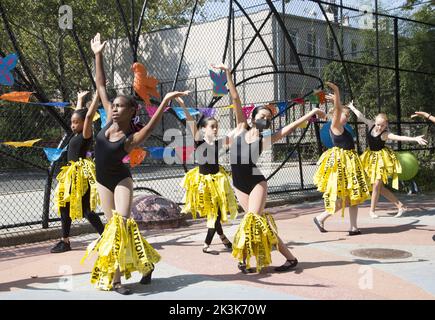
[211,63,229,71]
[313,108,327,120]
[411,111,430,119]
[91,33,107,55]
[77,91,90,101]
[347,100,356,109]
[414,135,428,145]
[325,93,337,104]
[164,90,190,102]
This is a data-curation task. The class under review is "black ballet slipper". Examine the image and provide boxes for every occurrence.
[140,264,154,285]
[348,229,362,236]
[113,282,132,295]
[274,259,298,272]
[203,247,219,255]
[313,217,327,233]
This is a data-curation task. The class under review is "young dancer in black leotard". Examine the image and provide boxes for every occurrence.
[313,83,370,236]
[213,63,326,273]
[178,96,238,255]
[348,102,427,218]
[82,33,189,295]
[51,91,104,253]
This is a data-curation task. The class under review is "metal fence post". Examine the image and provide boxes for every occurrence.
[394,17,402,151]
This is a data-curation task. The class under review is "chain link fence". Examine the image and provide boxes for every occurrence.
[0,0,433,240]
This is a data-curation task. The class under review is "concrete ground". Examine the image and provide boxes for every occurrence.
[0,193,434,300]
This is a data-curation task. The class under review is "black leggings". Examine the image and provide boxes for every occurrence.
[60,189,104,238]
[204,210,224,245]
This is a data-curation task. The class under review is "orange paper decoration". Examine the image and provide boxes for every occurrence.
[132,62,160,105]
[128,147,147,168]
[0,91,33,103]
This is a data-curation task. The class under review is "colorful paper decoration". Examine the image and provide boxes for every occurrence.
[317,91,326,104]
[292,98,305,105]
[308,94,320,104]
[277,102,288,116]
[0,91,32,103]
[0,53,18,86]
[173,107,200,120]
[98,108,107,127]
[28,101,71,107]
[123,147,147,168]
[175,146,195,163]
[146,147,165,160]
[198,107,216,118]
[92,112,100,122]
[242,104,255,119]
[297,120,309,128]
[144,106,169,118]
[0,91,71,107]
[43,146,67,162]
[2,138,41,148]
[132,62,160,105]
[209,69,228,96]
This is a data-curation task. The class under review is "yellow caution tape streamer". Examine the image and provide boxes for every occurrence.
[360,147,402,190]
[54,158,99,220]
[81,212,161,291]
[232,212,278,272]
[314,147,370,216]
[180,166,238,228]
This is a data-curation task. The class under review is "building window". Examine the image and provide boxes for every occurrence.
[307,32,317,67]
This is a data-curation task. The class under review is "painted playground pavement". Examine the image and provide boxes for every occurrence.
[0,193,434,300]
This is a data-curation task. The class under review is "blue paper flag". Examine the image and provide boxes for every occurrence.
[98,108,107,127]
[43,146,67,162]
[172,107,200,120]
[277,102,288,116]
[147,147,163,159]
[0,53,18,86]
[146,147,175,160]
[26,101,71,107]
[209,69,229,96]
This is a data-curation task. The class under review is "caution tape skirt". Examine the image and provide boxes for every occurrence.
[314,147,370,215]
[181,166,238,228]
[360,147,402,190]
[232,212,278,272]
[81,212,161,291]
[54,158,99,220]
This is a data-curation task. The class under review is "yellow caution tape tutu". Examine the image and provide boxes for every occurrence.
[180,166,238,228]
[81,212,161,291]
[54,158,99,220]
[232,212,278,272]
[360,147,402,190]
[314,147,370,216]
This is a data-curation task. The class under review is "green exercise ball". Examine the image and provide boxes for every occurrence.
[397,151,419,181]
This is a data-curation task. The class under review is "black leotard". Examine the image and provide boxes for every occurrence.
[367,125,387,151]
[67,133,91,162]
[230,130,266,194]
[95,121,132,192]
[195,139,222,175]
[330,127,354,150]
